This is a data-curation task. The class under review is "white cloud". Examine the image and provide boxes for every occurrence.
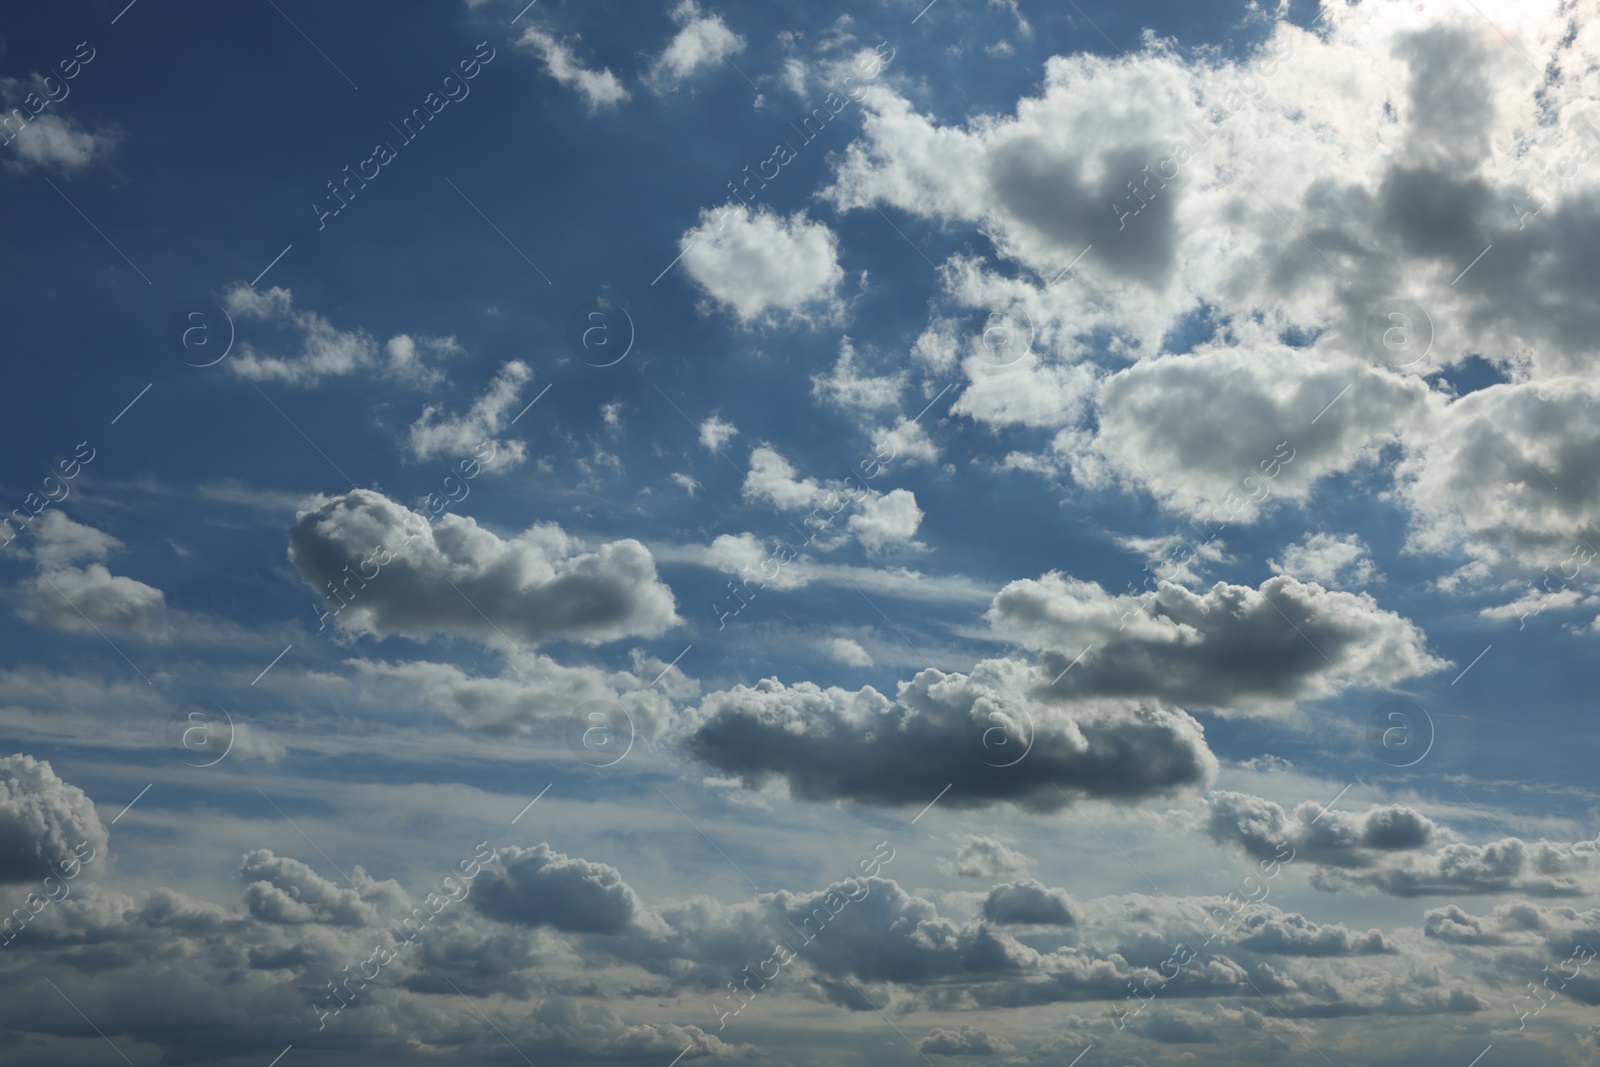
[515,28,630,110]
[697,416,737,452]
[647,2,746,91]
[383,334,463,387]
[406,360,532,469]
[1270,532,1380,589]
[679,205,844,324]
[741,446,923,551]
[811,338,906,411]
[825,636,873,667]
[3,114,115,174]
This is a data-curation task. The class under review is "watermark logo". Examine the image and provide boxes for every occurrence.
[166,300,234,368]
[975,304,1034,367]
[1365,699,1434,768]
[566,298,634,369]
[1363,299,1432,368]
[981,703,1035,768]
[166,703,235,767]
[566,699,634,768]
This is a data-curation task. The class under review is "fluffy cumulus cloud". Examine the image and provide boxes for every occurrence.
[18,512,170,641]
[944,834,1032,879]
[682,657,1217,810]
[647,1,745,91]
[917,1025,1016,1056]
[741,445,922,552]
[981,879,1076,926]
[0,754,107,884]
[1207,791,1600,899]
[679,205,844,323]
[514,27,629,109]
[288,489,679,647]
[240,849,390,926]
[472,843,660,934]
[987,573,1447,716]
[818,0,1600,585]
[1271,531,1380,589]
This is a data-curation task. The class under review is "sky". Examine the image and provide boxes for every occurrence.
[1,0,1599,1064]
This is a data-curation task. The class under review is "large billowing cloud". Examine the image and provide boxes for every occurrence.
[288,489,679,647]
[819,0,1600,586]
[683,657,1217,810]
[0,754,107,885]
[987,573,1447,716]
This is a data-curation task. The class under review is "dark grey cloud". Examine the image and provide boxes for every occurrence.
[982,879,1077,926]
[289,489,679,647]
[472,843,657,934]
[988,575,1447,717]
[1204,790,1442,869]
[0,754,107,885]
[684,657,1217,811]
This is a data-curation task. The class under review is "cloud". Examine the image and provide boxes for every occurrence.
[288,489,679,647]
[698,416,737,451]
[1204,791,1443,869]
[741,446,923,552]
[1313,835,1600,899]
[515,28,629,109]
[648,2,746,91]
[473,843,659,934]
[25,564,170,641]
[224,286,379,386]
[987,573,1448,717]
[1270,532,1380,589]
[683,657,1217,810]
[679,205,844,324]
[383,334,463,387]
[0,754,107,885]
[811,339,906,411]
[981,879,1076,926]
[240,849,388,926]
[1231,910,1394,956]
[825,637,873,667]
[24,511,119,571]
[944,835,1031,879]
[406,360,532,469]
[3,113,115,174]
[917,1025,1017,1055]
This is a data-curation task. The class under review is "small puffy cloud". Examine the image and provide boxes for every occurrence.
[1270,532,1380,589]
[648,2,746,91]
[1231,910,1394,956]
[917,1025,1017,1056]
[872,416,939,466]
[1313,835,1600,899]
[669,472,699,495]
[3,113,115,175]
[698,416,737,451]
[705,532,809,591]
[473,843,658,934]
[944,835,1031,879]
[679,205,844,324]
[987,573,1447,717]
[515,28,629,110]
[406,360,532,470]
[0,754,108,885]
[288,489,679,647]
[742,446,922,552]
[683,658,1217,811]
[26,564,170,641]
[382,334,462,387]
[825,637,873,667]
[981,879,1076,926]
[25,511,119,571]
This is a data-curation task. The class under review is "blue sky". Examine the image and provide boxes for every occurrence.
[3,1,1600,1065]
